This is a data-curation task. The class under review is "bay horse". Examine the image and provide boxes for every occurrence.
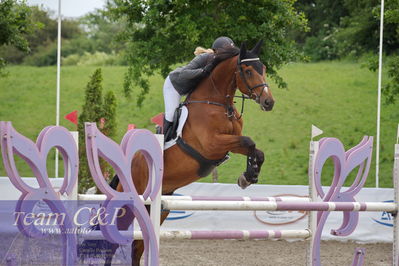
[108,40,274,265]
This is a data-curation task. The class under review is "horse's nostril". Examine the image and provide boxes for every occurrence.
[263,99,274,111]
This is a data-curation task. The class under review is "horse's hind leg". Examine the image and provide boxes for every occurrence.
[131,240,144,266]
[104,244,119,266]
[131,209,170,266]
[102,206,134,266]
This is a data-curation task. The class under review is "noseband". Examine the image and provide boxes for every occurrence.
[185,56,270,120]
[237,57,269,102]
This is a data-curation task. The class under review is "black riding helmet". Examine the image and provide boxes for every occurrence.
[212,36,235,50]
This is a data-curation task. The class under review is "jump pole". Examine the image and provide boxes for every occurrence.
[77,194,311,202]
[160,200,397,212]
[84,229,311,241]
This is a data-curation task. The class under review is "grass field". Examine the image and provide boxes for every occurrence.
[0,62,397,188]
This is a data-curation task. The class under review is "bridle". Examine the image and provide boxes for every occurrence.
[236,57,270,104]
[184,55,270,119]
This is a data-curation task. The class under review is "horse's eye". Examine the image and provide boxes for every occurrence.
[245,69,252,77]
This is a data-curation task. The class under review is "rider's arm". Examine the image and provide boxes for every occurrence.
[172,53,213,80]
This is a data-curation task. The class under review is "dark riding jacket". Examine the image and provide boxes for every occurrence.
[169,53,213,95]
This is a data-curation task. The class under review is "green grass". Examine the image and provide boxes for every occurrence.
[0,62,396,188]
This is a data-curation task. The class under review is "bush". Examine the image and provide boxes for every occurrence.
[303,31,340,61]
[23,41,57,66]
[23,40,120,67]
[62,51,123,66]
[61,53,80,65]
[78,52,117,66]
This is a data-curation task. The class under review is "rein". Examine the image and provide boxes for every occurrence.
[184,100,225,108]
[233,94,250,120]
[184,56,268,120]
[184,99,236,119]
[184,69,238,118]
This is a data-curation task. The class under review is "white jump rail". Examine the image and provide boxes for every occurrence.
[77,194,311,203]
[83,229,311,240]
[160,200,398,212]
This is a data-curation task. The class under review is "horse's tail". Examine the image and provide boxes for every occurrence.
[194,46,214,55]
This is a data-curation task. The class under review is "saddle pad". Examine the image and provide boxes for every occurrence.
[164,106,188,150]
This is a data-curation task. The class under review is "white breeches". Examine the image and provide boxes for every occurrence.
[163,75,182,122]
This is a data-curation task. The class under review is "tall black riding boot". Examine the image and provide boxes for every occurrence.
[163,119,174,142]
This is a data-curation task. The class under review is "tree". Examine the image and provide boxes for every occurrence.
[293,0,349,60]
[102,91,117,138]
[332,0,382,57]
[383,56,399,104]
[0,0,32,74]
[359,1,399,104]
[106,0,308,106]
[1,5,87,66]
[78,69,104,193]
[22,6,82,66]
[101,90,118,181]
[78,69,118,193]
[79,9,126,54]
[294,0,349,38]
[382,0,399,104]
[298,0,399,61]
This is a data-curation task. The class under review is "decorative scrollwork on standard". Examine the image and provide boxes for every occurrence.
[0,121,79,265]
[312,136,373,265]
[85,122,163,266]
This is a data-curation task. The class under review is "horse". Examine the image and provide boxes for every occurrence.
[107,40,275,265]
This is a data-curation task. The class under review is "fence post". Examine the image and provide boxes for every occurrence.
[307,139,318,266]
[212,169,218,183]
[307,125,322,266]
[393,127,399,266]
[149,134,163,265]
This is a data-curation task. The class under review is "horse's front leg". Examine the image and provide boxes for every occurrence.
[213,134,264,189]
[240,143,264,188]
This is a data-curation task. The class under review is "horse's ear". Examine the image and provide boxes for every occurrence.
[239,42,247,60]
[251,40,264,56]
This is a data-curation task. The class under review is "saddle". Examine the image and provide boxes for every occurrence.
[152,105,230,177]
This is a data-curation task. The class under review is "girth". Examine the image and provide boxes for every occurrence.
[176,137,229,177]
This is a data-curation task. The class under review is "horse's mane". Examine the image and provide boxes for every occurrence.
[211,46,240,67]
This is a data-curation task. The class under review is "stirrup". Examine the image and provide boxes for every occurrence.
[163,119,174,142]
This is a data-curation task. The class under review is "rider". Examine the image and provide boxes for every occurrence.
[163,36,236,142]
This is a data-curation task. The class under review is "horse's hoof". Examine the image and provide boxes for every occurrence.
[237,173,251,189]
